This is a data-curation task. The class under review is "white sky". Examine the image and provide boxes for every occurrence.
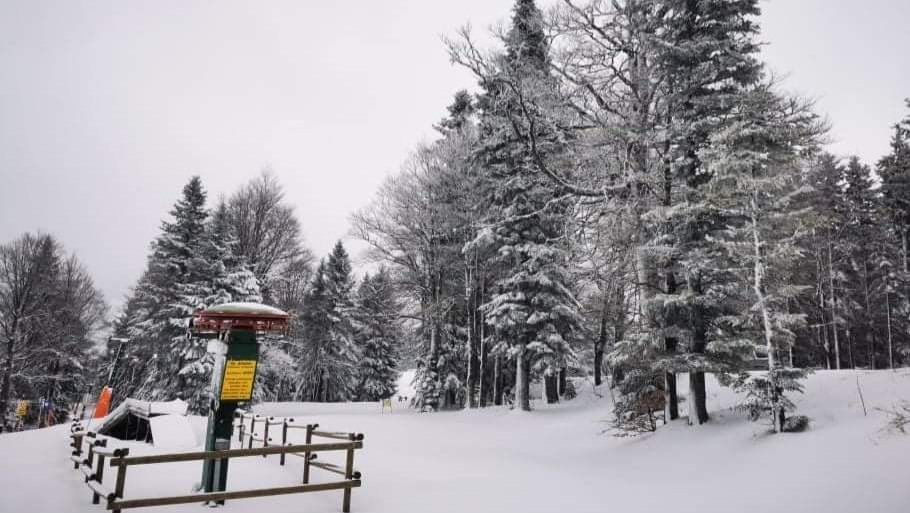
[1,0,908,310]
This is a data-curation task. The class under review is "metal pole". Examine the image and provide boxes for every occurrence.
[107,338,129,385]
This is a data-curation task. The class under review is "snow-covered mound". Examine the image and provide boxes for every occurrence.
[395,368,416,399]
[1,370,908,513]
[148,414,197,450]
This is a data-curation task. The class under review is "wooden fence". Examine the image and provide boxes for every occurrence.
[233,411,364,482]
[68,417,364,512]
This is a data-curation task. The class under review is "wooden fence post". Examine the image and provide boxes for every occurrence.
[71,432,84,469]
[237,414,245,443]
[263,418,271,457]
[112,448,130,513]
[342,434,356,513]
[248,417,256,449]
[302,424,314,484]
[93,453,105,504]
[279,419,289,466]
[85,440,96,474]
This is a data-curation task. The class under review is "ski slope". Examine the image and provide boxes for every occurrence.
[1,369,909,513]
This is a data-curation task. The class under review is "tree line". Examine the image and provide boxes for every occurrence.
[3,0,908,436]
[350,0,910,433]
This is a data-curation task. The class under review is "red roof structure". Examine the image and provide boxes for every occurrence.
[190,302,291,334]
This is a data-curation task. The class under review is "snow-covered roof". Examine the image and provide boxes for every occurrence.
[203,302,288,317]
[95,398,188,434]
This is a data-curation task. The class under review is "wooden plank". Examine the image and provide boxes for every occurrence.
[342,444,356,513]
[310,460,360,479]
[95,447,128,458]
[311,431,350,441]
[107,480,362,510]
[80,464,95,480]
[112,441,362,466]
[87,479,115,501]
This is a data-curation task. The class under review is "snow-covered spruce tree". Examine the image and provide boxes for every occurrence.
[701,84,824,433]
[877,102,910,366]
[142,176,212,410]
[654,0,764,425]
[208,199,262,304]
[114,176,260,412]
[802,153,849,370]
[209,198,299,403]
[110,280,161,400]
[297,244,358,402]
[173,198,264,410]
[840,157,885,369]
[352,268,400,401]
[465,0,583,411]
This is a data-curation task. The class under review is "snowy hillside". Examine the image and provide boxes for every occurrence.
[2,370,909,513]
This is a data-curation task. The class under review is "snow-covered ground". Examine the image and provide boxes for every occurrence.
[2,369,909,513]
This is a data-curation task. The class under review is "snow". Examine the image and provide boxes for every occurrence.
[148,414,197,450]
[203,302,289,316]
[90,398,189,434]
[395,369,416,399]
[2,370,910,513]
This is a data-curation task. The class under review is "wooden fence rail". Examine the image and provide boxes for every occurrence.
[69,417,364,513]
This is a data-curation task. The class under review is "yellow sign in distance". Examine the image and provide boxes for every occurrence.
[15,400,29,417]
[220,359,257,401]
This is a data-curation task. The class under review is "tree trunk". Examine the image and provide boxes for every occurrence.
[478,279,487,407]
[545,371,559,404]
[464,263,477,409]
[827,236,841,370]
[636,245,678,420]
[611,287,626,385]
[816,244,831,369]
[751,200,784,433]
[493,354,503,406]
[687,273,709,425]
[862,259,876,369]
[903,229,909,275]
[688,371,708,425]
[558,367,566,396]
[846,328,855,369]
[515,347,531,411]
[594,304,608,386]
[0,338,15,430]
[593,346,604,387]
[886,292,894,370]
[664,274,679,422]
[688,307,709,424]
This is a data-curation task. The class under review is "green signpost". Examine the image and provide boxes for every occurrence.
[190,303,289,505]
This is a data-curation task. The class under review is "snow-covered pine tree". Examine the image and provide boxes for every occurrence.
[803,153,849,370]
[701,83,824,433]
[297,243,358,402]
[840,157,884,369]
[877,101,910,366]
[655,0,764,425]
[352,268,400,401]
[141,176,211,410]
[466,0,583,411]
[208,199,262,304]
[173,197,265,410]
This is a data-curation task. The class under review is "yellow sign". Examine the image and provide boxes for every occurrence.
[220,359,257,401]
[15,400,29,417]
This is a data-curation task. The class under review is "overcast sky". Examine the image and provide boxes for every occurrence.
[1,0,908,311]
